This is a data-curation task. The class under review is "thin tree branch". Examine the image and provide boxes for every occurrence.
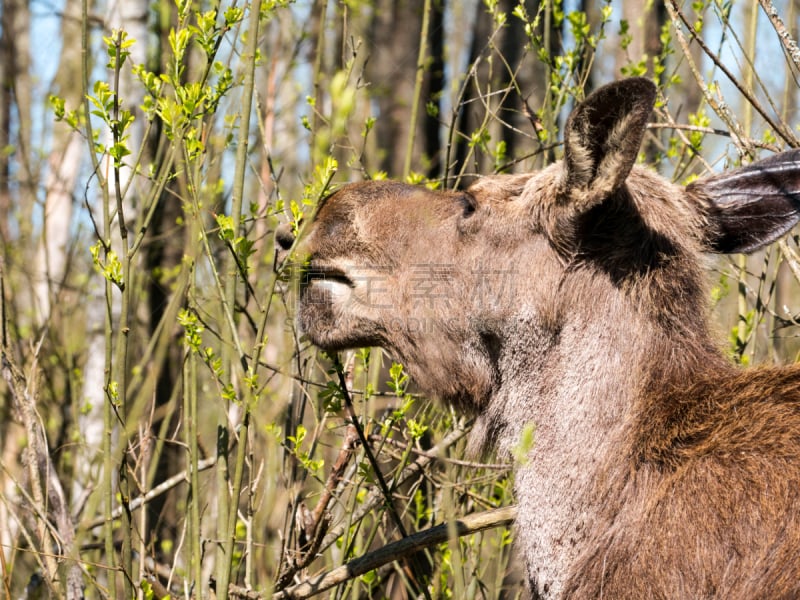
[403,0,432,179]
[332,354,409,538]
[275,506,517,600]
[82,456,217,530]
[318,421,471,556]
[329,354,433,600]
[369,433,512,471]
[758,0,800,72]
[0,263,82,599]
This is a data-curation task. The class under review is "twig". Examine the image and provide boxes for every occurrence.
[665,0,751,155]
[369,433,511,471]
[330,355,433,599]
[311,425,359,526]
[332,355,409,538]
[318,422,470,555]
[652,107,714,173]
[82,456,217,530]
[0,260,83,599]
[646,122,729,137]
[647,121,781,153]
[779,240,800,286]
[758,0,800,71]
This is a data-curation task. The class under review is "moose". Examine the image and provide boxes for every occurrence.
[279,77,800,598]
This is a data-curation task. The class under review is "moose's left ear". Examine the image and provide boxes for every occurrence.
[560,77,656,209]
[688,149,800,254]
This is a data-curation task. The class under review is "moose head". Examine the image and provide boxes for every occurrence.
[280,78,800,598]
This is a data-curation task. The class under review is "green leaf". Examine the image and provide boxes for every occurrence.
[512,422,536,465]
[216,214,236,242]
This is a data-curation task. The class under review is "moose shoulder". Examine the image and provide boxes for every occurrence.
[281,77,800,599]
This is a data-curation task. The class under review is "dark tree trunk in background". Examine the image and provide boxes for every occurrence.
[617,0,667,78]
[452,1,492,184]
[453,0,551,186]
[0,3,13,245]
[425,2,445,178]
[142,0,187,563]
[1,0,33,242]
[365,0,445,178]
[144,188,185,552]
[496,1,543,165]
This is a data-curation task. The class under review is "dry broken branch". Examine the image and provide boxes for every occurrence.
[229,505,517,600]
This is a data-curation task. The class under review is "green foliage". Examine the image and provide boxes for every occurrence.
[90,241,124,287]
[688,108,711,154]
[6,0,800,598]
[287,425,324,474]
[513,422,536,465]
[178,308,204,351]
[387,362,409,395]
[711,271,731,307]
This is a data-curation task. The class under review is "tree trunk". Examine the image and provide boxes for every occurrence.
[3,0,34,243]
[0,4,12,244]
[32,130,82,324]
[365,0,445,178]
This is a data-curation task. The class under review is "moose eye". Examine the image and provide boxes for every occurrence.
[459,193,477,218]
[456,193,482,235]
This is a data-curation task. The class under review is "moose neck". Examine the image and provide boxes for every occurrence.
[474,292,729,598]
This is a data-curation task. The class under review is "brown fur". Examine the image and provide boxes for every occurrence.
[281,78,800,598]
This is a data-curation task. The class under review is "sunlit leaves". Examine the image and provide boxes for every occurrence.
[287,425,324,474]
[103,29,134,70]
[192,9,220,57]
[178,308,204,352]
[90,241,124,288]
[688,108,711,154]
[50,94,82,130]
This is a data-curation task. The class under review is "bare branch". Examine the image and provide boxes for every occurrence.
[0,263,82,598]
[758,0,800,71]
[82,456,217,530]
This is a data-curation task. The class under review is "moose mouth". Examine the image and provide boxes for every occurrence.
[301,261,354,289]
[299,261,358,310]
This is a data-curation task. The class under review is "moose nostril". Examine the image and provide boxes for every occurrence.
[275,223,296,252]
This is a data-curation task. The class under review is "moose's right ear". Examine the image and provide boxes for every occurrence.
[559,77,656,210]
[687,149,800,254]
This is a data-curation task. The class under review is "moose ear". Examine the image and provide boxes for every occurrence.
[561,77,656,208]
[687,149,800,254]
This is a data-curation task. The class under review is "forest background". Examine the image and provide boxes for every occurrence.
[1,0,799,598]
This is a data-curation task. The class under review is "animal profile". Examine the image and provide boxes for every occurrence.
[280,77,800,599]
